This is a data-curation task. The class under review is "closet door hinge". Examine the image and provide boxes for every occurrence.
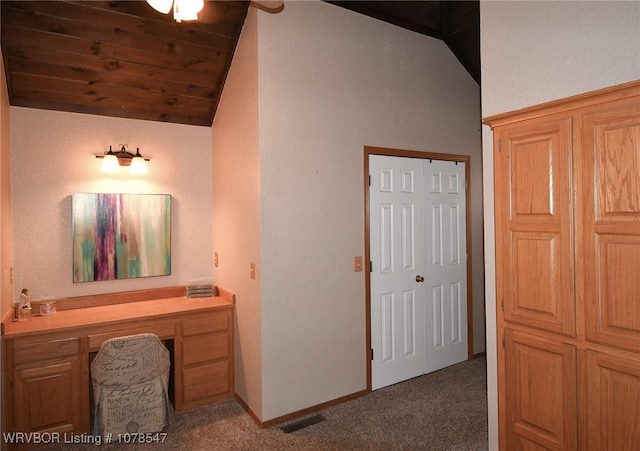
[368,175,371,187]
[370,261,373,273]
[9,375,13,386]
[501,336,505,348]
[501,298,504,312]
[498,139,502,152]
[371,348,374,361]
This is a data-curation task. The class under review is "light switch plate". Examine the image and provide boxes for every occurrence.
[250,262,256,279]
[354,256,363,272]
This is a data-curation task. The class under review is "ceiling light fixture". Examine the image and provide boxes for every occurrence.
[146,0,204,22]
[97,145,149,174]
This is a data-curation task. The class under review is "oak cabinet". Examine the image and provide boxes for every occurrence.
[2,293,235,447]
[581,101,640,354]
[504,329,577,450]
[495,116,575,337]
[10,338,86,436]
[178,309,234,410]
[485,81,640,450]
[584,350,640,450]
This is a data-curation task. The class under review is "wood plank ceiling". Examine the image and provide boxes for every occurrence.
[0,1,249,126]
[0,1,479,127]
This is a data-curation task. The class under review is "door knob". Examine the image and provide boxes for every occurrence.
[415,275,424,283]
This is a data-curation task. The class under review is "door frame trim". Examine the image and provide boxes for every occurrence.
[364,146,473,391]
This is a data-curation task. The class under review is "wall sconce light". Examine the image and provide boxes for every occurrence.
[96,145,149,174]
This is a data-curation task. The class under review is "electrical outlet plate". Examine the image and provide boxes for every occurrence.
[354,256,363,272]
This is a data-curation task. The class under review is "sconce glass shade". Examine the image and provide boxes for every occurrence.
[130,149,149,174]
[101,152,120,173]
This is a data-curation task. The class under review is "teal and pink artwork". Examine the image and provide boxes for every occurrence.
[72,193,171,283]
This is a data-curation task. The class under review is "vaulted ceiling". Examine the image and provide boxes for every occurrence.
[327,1,480,84]
[1,1,479,127]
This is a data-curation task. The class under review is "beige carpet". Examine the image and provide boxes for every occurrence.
[44,356,487,450]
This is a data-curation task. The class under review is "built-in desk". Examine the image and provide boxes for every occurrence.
[1,287,235,442]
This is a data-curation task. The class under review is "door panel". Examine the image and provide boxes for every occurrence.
[13,361,83,433]
[582,100,640,352]
[370,155,426,389]
[504,329,577,450]
[424,160,468,372]
[498,119,575,336]
[585,350,640,450]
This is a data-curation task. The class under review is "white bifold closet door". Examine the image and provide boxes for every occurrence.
[370,154,467,390]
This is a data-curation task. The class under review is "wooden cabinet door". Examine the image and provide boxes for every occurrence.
[585,350,640,450]
[580,97,640,352]
[504,329,577,450]
[13,360,83,434]
[495,117,575,336]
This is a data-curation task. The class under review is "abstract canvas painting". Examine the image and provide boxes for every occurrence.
[72,193,171,283]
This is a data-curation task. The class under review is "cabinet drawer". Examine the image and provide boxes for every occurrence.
[183,335,229,366]
[182,360,230,403]
[182,313,229,337]
[88,322,175,351]
[12,337,80,367]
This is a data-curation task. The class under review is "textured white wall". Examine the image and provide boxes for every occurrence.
[11,108,213,300]
[480,1,640,449]
[1,50,12,316]
[212,8,263,417]
[258,1,482,420]
[0,47,11,436]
